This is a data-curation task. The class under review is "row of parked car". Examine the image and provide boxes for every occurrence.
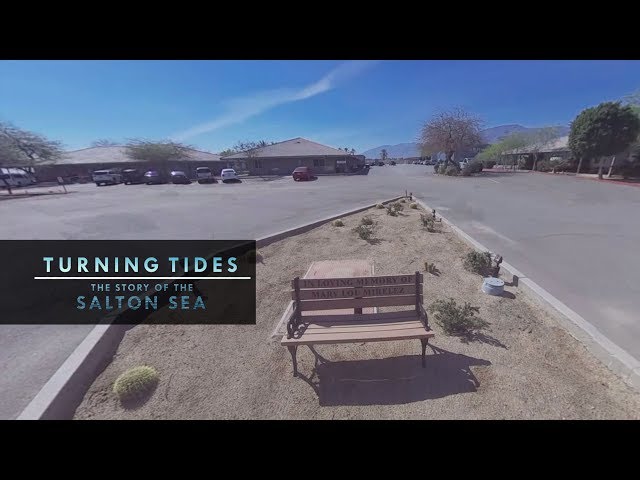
[91,167,239,186]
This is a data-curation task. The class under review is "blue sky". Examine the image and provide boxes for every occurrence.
[1,60,639,153]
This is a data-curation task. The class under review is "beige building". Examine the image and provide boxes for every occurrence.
[223,137,365,175]
[34,146,224,182]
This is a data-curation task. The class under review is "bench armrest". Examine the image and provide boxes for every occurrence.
[419,303,430,330]
[286,306,303,339]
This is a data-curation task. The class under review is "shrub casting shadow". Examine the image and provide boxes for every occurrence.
[296,345,491,406]
[426,266,441,277]
[460,331,508,349]
[118,382,159,410]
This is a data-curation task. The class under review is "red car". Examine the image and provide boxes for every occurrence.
[292,166,314,181]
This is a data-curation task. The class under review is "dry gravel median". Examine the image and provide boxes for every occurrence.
[75,202,640,419]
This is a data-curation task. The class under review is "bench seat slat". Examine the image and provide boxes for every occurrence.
[304,321,427,335]
[281,324,434,345]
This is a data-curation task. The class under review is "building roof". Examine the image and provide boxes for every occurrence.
[58,146,222,165]
[503,136,569,155]
[223,137,349,159]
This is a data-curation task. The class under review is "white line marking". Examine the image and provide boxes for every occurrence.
[34,276,251,280]
[489,179,500,184]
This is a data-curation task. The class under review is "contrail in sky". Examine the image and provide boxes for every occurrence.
[171,61,378,141]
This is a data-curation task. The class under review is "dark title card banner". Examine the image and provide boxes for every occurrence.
[0,240,256,325]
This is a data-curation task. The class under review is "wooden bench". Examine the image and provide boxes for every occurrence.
[281,271,434,377]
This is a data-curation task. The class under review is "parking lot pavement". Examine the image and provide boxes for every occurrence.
[2,165,639,417]
[0,172,401,418]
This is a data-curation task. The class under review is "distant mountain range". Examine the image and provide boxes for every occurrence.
[360,124,570,159]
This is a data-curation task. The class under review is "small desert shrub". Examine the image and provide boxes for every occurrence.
[333,219,345,227]
[400,199,406,203]
[482,160,496,170]
[470,160,483,173]
[354,224,375,241]
[386,203,403,216]
[463,250,492,274]
[113,366,159,402]
[376,203,385,209]
[461,165,472,176]
[410,203,418,209]
[536,159,552,172]
[444,165,459,176]
[428,298,489,336]
[360,215,375,226]
[420,213,437,232]
[424,262,439,275]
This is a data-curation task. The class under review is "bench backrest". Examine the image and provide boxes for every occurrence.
[291,272,423,313]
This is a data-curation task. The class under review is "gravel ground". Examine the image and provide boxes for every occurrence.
[75,203,640,419]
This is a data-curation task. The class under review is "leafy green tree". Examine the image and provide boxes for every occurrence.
[477,132,529,169]
[569,102,640,178]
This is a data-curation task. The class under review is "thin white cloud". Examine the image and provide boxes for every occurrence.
[171,61,378,141]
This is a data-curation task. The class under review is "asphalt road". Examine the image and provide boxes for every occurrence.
[1,166,639,418]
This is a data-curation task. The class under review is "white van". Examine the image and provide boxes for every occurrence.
[92,169,122,186]
[0,168,36,188]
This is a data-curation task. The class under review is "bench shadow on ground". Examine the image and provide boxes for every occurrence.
[296,345,491,406]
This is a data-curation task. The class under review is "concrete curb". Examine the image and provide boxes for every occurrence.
[18,195,404,419]
[255,196,403,249]
[17,320,132,420]
[414,197,640,392]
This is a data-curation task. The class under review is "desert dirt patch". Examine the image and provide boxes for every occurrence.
[74,202,640,419]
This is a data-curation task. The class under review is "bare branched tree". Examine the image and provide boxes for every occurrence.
[0,121,64,194]
[0,121,64,169]
[124,139,193,175]
[419,107,483,169]
[91,139,120,147]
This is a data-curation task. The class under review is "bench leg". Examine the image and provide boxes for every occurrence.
[287,346,298,377]
[420,338,428,368]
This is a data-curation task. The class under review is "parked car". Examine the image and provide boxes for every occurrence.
[196,166,216,184]
[143,170,168,185]
[92,169,122,186]
[0,168,37,188]
[220,168,238,183]
[122,168,145,185]
[377,161,385,166]
[390,161,396,166]
[170,171,191,184]
[292,166,314,181]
